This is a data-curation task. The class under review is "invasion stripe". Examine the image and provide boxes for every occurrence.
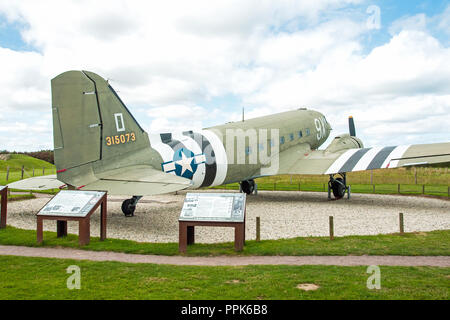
[183,131,217,187]
[325,149,360,174]
[149,133,175,164]
[201,129,228,186]
[352,147,384,172]
[384,145,411,168]
[160,133,187,152]
[338,148,371,173]
[366,146,396,170]
[167,139,186,151]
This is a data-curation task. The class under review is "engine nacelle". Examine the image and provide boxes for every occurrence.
[325,133,364,153]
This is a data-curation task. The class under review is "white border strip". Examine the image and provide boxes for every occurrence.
[149,133,175,164]
[325,149,359,174]
[352,147,383,172]
[385,145,411,168]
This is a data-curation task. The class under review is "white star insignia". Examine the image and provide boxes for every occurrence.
[175,152,193,175]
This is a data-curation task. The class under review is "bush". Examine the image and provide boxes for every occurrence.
[23,150,54,164]
[2,150,54,164]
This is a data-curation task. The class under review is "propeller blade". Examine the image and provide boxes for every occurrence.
[349,116,356,137]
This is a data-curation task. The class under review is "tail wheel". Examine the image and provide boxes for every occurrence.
[241,179,256,195]
[121,199,136,217]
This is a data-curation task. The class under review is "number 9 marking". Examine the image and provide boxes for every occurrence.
[315,119,323,141]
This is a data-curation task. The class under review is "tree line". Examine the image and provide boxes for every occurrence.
[0,150,54,164]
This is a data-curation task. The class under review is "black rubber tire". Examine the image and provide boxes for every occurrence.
[331,178,346,199]
[121,199,136,217]
[241,180,255,195]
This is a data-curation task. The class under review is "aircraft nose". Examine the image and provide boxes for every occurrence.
[326,118,332,131]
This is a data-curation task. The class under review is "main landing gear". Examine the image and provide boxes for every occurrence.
[328,173,351,200]
[121,196,142,217]
[239,179,258,195]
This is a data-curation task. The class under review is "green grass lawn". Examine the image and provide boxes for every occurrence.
[1,226,449,257]
[6,194,35,201]
[0,255,448,300]
[0,154,55,185]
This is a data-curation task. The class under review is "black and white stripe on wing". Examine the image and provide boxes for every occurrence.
[326,145,409,174]
[338,148,371,173]
[183,131,217,187]
[366,146,396,170]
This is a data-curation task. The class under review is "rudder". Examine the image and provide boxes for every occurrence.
[52,70,102,170]
[81,71,149,161]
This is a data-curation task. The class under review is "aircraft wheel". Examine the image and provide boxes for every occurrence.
[331,178,346,199]
[241,179,256,195]
[121,199,136,217]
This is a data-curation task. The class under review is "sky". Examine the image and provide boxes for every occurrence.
[0,0,449,151]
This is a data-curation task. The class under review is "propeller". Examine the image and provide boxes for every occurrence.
[348,116,356,137]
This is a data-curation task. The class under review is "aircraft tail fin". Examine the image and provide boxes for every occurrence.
[51,70,150,186]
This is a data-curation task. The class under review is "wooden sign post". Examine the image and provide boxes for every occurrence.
[36,190,107,246]
[0,186,7,229]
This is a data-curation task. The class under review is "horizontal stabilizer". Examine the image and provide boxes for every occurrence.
[7,166,192,196]
[82,165,192,195]
[81,179,190,196]
[7,175,65,190]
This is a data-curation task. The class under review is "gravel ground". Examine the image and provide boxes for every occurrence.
[6,190,450,243]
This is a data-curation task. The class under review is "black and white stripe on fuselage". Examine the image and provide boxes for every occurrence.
[149,130,228,188]
[325,145,411,174]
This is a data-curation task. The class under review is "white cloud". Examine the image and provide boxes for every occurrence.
[147,104,209,120]
[0,0,449,152]
[388,14,427,35]
[0,47,48,112]
[148,118,205,134]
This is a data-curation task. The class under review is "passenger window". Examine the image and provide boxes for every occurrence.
[280,136,285,145]
[298,131,303,138]
[289,133,294,141]
[306,128,310,136]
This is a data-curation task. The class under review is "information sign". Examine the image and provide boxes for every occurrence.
[179,193,245,223]
[37,190,106,218]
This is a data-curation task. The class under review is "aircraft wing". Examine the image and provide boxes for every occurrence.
[277,142,450,175]
[8,165,192,195]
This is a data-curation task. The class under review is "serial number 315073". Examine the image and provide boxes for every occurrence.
[105,132,136,146]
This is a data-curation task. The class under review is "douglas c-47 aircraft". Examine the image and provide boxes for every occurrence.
[9,70,450,216]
